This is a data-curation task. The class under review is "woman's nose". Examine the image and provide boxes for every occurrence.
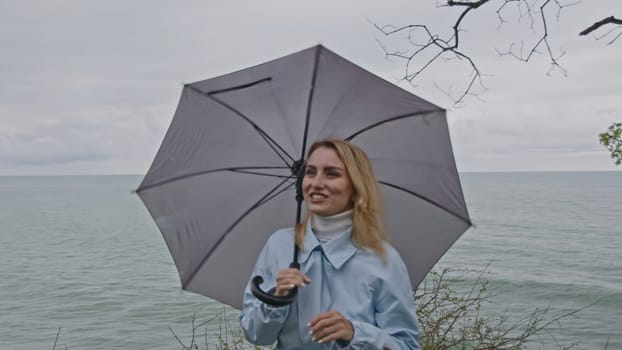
[310,175,324,188]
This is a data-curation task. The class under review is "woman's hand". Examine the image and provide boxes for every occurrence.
[308,311,354,344]
[274,268,311,297]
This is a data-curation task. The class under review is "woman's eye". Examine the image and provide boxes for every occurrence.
[305,168,315,176]
[326,171,339,177]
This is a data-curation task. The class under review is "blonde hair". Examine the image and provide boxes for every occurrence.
[295,139,388,260]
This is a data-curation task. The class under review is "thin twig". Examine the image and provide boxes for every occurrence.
[52,328,61,350]
[169,326,189,349]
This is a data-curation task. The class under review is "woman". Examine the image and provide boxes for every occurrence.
[240,139,421,349]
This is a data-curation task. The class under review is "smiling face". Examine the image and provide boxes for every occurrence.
[302,146,354,217]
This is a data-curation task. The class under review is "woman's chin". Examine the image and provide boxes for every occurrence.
[309,206,347,217]
[308,205,332,217]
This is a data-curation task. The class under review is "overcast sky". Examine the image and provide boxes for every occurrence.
[1,0,621,175]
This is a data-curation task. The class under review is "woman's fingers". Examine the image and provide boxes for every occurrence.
[308,311,354,343]
[313,323,341,343]
[274,268,311,296]
[276,269,310,287]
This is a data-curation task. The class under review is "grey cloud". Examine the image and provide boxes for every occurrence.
[1,0,621,174]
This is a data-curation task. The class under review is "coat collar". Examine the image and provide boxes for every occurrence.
[299,222,358,270]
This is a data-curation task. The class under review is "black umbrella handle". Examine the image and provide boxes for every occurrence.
[250,262,300,307]
[252,163,305,307]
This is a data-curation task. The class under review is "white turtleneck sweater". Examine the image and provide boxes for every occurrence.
[311,209,353,243]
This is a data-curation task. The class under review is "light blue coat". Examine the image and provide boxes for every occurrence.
[240,224,421,349]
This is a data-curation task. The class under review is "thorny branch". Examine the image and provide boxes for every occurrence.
[416,268,592,349]
[169,314,201,350]
[52,328,62,350]
[375,0,580,105]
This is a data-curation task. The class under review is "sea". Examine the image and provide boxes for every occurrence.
[0,172,620,350]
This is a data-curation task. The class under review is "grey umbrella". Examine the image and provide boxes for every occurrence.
[136,45,472,309]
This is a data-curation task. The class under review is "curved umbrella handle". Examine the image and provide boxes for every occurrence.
[250,262,300,307]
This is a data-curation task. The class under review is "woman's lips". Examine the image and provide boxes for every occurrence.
[308,192,328,202]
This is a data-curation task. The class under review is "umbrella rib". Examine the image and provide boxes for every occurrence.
[379,181,472,226]
[185,84,295,166]
[300,45,323,160]
[345,109,442,141]
[135,166,290,192]
[256,180,297,207]
[207,77,273,95]
[223,176,295,235]
[229,169,292,179]
[295,45,323,224]
[256,128,294,166]
[182,176,295,289]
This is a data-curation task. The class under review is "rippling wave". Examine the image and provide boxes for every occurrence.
[0,173,619,349]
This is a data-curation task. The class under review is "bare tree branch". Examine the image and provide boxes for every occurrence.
[375,0,586,104]
[374,1,490,104]
[490,0,570,75]
[580,16,622,45]
[580,16,622,35]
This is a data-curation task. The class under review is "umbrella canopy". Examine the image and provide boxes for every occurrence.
[136,45,472,310]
